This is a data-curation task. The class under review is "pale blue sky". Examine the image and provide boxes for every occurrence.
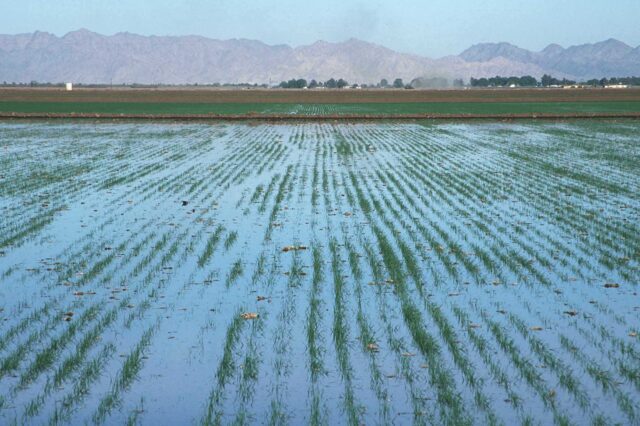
[3,0,640,57]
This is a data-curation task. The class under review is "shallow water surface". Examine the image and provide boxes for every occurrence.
[0,120,639,425]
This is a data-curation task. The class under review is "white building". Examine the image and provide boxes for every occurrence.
[605,84,628,89]
[65,83,73,91]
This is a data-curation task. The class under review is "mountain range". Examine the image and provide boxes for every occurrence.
[0,30,638,85]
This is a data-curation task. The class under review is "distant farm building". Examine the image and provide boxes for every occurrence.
[65,83,73,91]
[605,84,629,89]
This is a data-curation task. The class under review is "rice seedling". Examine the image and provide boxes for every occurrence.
[223,231,238,251]
[226,259,244,287]
[198,225,226,268]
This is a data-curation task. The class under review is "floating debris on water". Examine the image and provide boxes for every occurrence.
[366,343,380,352]
[282,245,308,252]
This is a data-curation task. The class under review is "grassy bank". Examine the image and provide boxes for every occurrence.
[1,100,639,117]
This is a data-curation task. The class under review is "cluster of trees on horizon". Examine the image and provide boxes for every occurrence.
[582,76,640,86]
[278,78,410,89]
[470,75,640,87]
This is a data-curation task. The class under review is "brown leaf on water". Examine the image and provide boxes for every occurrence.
[604,283,620,288]
[530,326,544,331]
[282,245,308,253]
[241,312,258,320]
[366,343,379,352]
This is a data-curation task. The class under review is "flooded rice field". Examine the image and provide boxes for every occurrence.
[0,120,639,425]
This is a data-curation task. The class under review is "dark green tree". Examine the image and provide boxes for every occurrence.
[541,74,554,87]
[519,75,538,86]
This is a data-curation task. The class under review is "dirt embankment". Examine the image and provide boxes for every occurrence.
[2,111,639,121]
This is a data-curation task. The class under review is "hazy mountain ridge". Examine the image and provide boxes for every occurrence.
[0,30,637,84]
[460,39,640,78]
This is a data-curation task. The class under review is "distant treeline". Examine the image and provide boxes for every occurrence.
[279,78,350,89]
[583,76,640,86]
[4,76,639,89]
[278,78,411,89]
[470,76,540,87]
[470,75,640,87]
